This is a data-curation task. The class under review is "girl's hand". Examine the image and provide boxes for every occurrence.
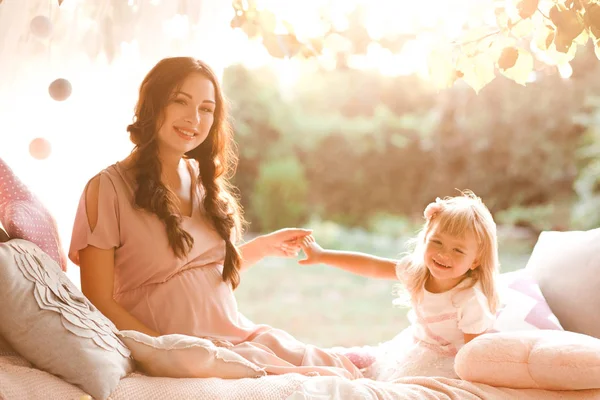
[298,235,325,265]
[261,228,312,258]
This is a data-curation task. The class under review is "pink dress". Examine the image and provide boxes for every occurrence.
[68,162,361,379]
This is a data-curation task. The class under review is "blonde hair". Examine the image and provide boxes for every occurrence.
[394,190,500,314]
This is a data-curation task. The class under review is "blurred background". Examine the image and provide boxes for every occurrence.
[1,0,599,347]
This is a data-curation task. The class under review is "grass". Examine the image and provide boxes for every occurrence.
[235,225,537,348]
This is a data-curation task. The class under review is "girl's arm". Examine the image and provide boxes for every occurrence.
[299,235,399,280]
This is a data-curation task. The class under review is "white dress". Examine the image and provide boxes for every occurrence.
[369,275,496,381]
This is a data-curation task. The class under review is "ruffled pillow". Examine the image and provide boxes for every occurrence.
[0,240,133,400]
[117,330,266,379]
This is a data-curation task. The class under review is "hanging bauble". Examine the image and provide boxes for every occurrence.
[30,16,53,39]
[48,78,72,101]
[29,138,52,160]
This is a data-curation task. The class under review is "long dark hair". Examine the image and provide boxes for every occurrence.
[127,57,244,289]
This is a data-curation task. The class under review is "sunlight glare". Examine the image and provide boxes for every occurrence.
[558,63,573,79]
[253,0,497,78]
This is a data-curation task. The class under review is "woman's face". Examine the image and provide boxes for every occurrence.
[156,72,216,157]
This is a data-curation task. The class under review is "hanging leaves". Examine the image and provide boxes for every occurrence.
[584,3,600,39]
[426,45,458,89]
[533,24,555,51]
[550,5,585,52]
[498,47,519,70]
[517,0,540,19]
[258,10,277,33]
[58,0,64,5]
[229,0,600,92]
[262,34,302,58]
[499,48,534,85]
[457,53,496,94]
[510,17,535,38]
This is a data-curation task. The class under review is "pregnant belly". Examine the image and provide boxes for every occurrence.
[115,264,255,342]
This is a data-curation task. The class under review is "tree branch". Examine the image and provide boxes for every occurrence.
[537,7,552,21]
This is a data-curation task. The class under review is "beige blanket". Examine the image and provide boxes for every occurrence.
[2,354,600,400]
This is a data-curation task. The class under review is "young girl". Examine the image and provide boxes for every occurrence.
[299,191,500,380]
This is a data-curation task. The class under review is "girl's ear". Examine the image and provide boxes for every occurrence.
[470,259,480,270]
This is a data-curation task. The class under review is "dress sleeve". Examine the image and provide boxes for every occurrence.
[68,171,121,266]
[457,285,496,334]
[394,255,411,282]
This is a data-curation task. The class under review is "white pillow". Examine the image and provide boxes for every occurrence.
[525,228,600,338]
[117,330,266,379]
[491,269,563,333]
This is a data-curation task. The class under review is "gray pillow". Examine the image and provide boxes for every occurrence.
[525,228,600,339]
[0,239,133,400]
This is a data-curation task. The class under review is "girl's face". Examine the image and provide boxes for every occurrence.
[423,223,480,292]
[156,72,216,157]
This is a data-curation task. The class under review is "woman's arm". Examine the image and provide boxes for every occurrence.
[238,228,312,271]
[80,246,160,337]
[79,176,160,337]
[299,236,399,280]
[237,236,269,270]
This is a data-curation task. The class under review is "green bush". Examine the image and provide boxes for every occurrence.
[223,54,600,233]
[571,97,600,230]
[495,204,562,233]
[250,157,309,232]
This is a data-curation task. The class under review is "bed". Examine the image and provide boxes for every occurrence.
[1,157,600,400]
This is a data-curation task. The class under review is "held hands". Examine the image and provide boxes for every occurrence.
[261,228,312,258]
[298,235,325,265]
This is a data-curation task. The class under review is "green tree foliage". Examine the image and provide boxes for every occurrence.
[572,96,600,229]
[223,55,600,231]
[250,157,309,232]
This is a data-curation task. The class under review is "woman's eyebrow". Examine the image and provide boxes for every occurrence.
[174,91,215,104]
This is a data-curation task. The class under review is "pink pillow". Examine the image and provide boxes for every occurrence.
[0,158,67,271]
[491,269,563,333]
[455,330,600,390]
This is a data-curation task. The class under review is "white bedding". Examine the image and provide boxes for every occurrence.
[2,353,600,400]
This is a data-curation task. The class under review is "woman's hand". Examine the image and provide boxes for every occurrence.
[260,228,313,258]
[298,235,325,265]
[238,228,312,270]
